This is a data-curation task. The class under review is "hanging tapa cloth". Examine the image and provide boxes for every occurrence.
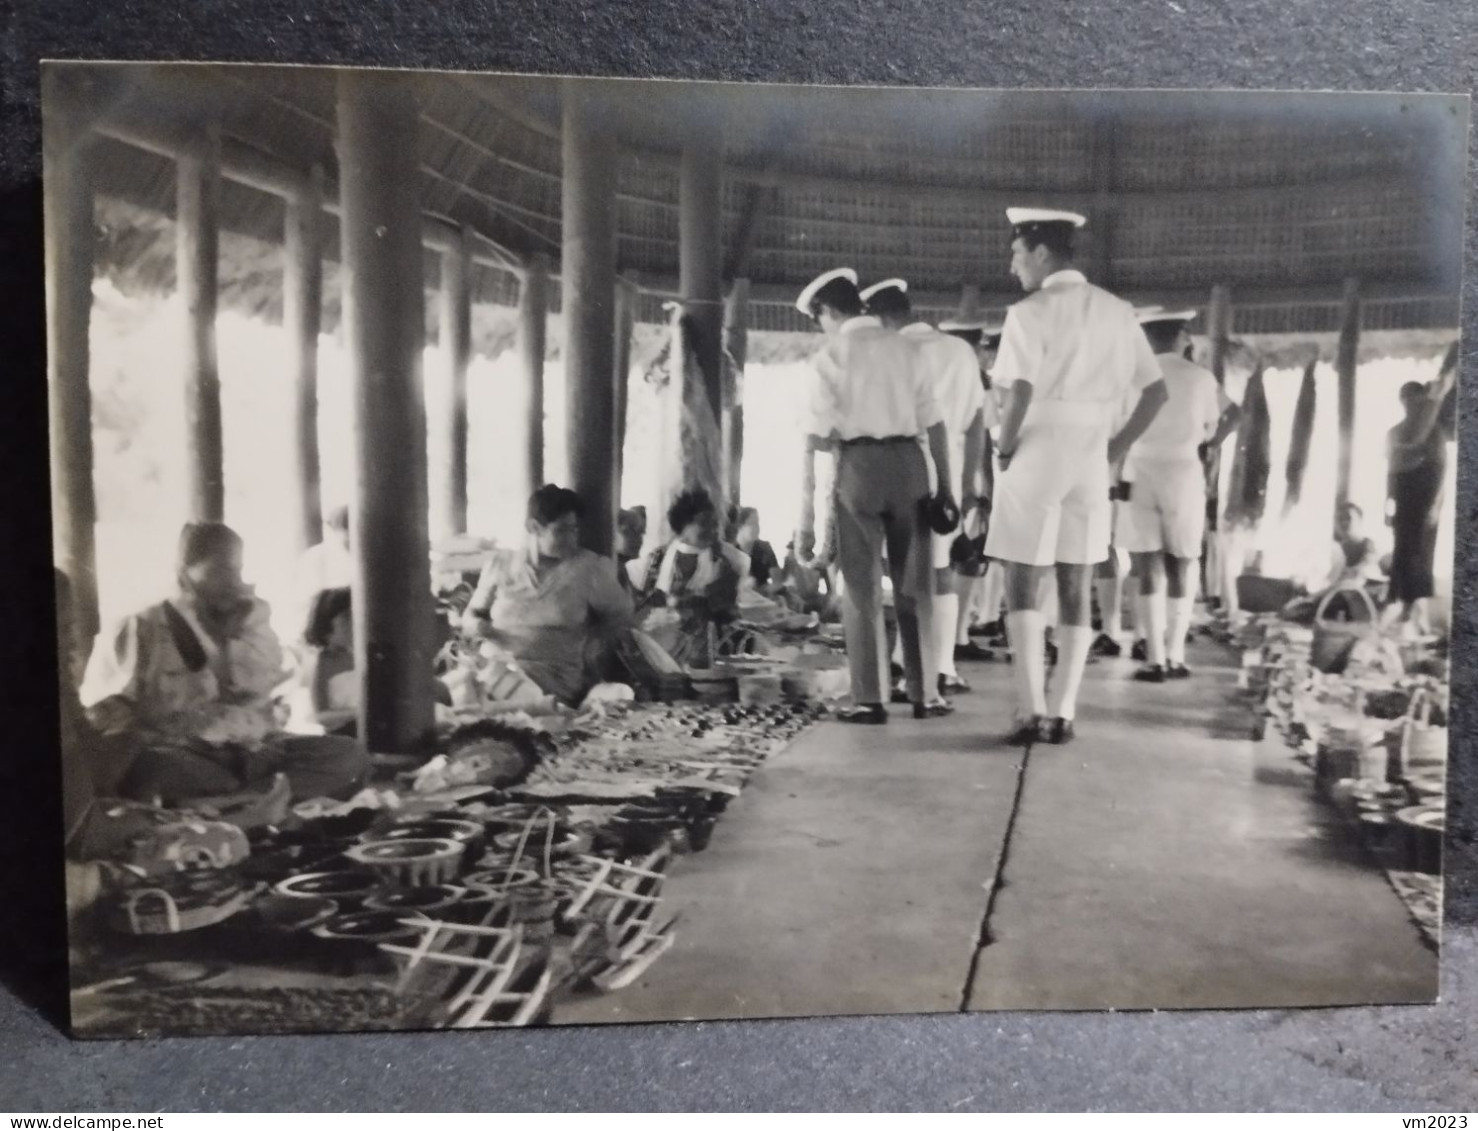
[1437,340,1459,443]
[1223,362,1271,531]
[673,308,726,527]
[1282,357,1318,517]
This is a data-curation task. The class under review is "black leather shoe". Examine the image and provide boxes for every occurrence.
[1133,664,1166,683]
[1166,662,1193,680]
[954,642,995,664]
[836,704,888,725]
[1005,716,1041,746]
[913,699,954,719]
[1090,633,1123,658]
[1041,717,1075,745]
[1130,639,1147,662]
[889,684,912,704]
[939,673,972,696]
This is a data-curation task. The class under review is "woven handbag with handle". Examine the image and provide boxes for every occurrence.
[1310,587,1379,675]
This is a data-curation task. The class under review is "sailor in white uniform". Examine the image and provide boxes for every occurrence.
[862,278,986,706]
[1119,308,1242,681]
[794,268,956,724]
[984,208,1169,745]
[940,313,1006,655]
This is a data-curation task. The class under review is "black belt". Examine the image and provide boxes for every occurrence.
[839,435,916,448]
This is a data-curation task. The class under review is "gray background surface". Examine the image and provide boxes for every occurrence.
[0,0,1473,1111]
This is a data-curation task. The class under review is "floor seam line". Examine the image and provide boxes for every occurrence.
[957,736,1035,1012]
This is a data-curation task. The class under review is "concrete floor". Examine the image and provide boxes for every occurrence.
[560,640,1437,1025]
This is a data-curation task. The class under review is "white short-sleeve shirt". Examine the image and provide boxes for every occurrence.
[900,323,986,440]
[993,270,1162,407]
[805,316,943,440]
[1126,352,1230,463]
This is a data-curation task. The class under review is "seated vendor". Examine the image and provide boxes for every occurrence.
[294,586,452,734]
[79,522,369,807]
[635,488,752,666]
[729,506,781,596]
[1281,503,1386,623]
[460,484,634,705]
[616,506,648,596]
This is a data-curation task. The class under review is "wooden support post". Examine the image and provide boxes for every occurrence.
[337,71,437,752]
[680,126,726,506]
[518,251,549,499]
[562,84,619,555]
[433,226,473,542]
[1203,284,1234,598]
[612,273,637,509]
[44,77,100,661]
[1334,277,1362,512]
[284,165,325,553]
[1088,117,1118,287]
[722,277,750,511]
[1207,284,1233,383]
[178,122,224,522]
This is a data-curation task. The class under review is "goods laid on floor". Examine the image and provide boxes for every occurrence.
[1237,615,1448,947]
[70,690,828,1037]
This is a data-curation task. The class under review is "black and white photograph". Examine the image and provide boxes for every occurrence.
[45,61,1463,1037]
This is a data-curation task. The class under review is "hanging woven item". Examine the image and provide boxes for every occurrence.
[1224,361,1271,531]
[1282,357,1318,516]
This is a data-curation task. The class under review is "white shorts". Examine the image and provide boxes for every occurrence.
[1118,457,1207,558]
[983,405,1112,567]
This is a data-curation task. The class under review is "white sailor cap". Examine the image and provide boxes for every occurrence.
[1136,306,1198,326]
[858,278,908,303]
[1006,207,1088,230]
[795,267,859,314]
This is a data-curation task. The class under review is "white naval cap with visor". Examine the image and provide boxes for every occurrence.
[857,277,908,303]
[794,267,859,315]
[1006,207,1088,229]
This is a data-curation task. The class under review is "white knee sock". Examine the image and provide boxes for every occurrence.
[1166,595,1194,665]
[1005,609,1047,719]
[935,592,960,678]
[1144,590,1169,666]
[1046,624,1095,721]
[956,580,978,646]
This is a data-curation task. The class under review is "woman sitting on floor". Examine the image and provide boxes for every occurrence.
[80,522,369,807]
[1279,502,1386,625]
[635,488,752,667]
[729,505,782,598]
[460,484,635,706]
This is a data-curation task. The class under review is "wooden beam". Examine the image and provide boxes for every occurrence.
[562,83,620,556]
[433,226,473,542]
[94,114,522,272]
[631,278,1452,317]
[722,278,751,511]
[519,251,550,498]
[284,164,325,553]
[337,70,437,752]
[44,75,101,657]
[1334,277,1362,511]
[177,122,224,522]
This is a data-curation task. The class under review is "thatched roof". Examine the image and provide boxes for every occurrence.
[64,63,1464,344]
